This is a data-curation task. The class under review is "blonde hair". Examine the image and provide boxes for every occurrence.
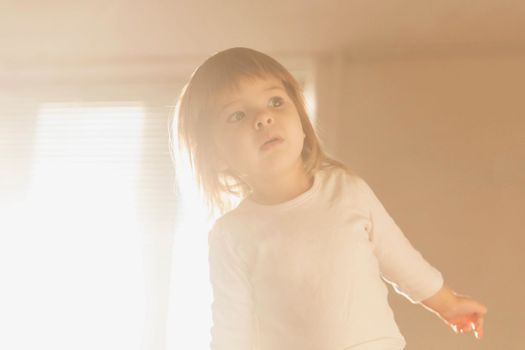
[171,47,348,220]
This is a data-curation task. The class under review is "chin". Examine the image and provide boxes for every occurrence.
[260,154,304,177]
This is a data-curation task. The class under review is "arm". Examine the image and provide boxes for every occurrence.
[357,176,444,303]
[356,176,487,339]
[421,284,488,339]
[208,226,255,350]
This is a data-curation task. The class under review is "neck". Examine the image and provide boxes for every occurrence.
[246,160,314,205]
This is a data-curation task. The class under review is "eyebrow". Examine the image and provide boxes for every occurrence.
[219,85,284,113]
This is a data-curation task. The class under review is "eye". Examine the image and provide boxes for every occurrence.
[227,111,246,123]
[268,96,284,108]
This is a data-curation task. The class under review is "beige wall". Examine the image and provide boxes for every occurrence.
[316,53,525,349]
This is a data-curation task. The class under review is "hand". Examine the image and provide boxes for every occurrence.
[421,284,487,340]
[437,293,488,340]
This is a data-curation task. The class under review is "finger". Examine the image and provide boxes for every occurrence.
[458,322,472,334]
[471,322,480,339]
[469,314,483,339]
[451,321,470,334]
[475,315,485,339]
[451,323,459,333]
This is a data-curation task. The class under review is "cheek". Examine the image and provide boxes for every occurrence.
[287,115,305,140]
[215,129,253,162]
[211,129,234,164]
[291,121,307,155]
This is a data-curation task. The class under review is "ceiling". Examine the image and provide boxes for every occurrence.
[1,0,525,67]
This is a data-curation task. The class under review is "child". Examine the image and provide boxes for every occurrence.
[172,47,487,350]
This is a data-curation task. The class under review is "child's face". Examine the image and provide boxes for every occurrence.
[210,75,306,182]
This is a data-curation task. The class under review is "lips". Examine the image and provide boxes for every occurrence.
[264,137,281,145]
[260,136,283,151]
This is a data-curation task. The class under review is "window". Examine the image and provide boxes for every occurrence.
[1,102,145,350]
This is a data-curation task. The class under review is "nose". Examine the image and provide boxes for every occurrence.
[253,110,274,130]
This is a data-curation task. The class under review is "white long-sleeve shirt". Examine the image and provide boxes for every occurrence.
[208,165,444,350]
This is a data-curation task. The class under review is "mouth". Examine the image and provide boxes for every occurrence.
[260,137,284,151]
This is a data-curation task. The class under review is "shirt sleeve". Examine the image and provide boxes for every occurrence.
[356,176,444,303]
[208,224,255,350]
